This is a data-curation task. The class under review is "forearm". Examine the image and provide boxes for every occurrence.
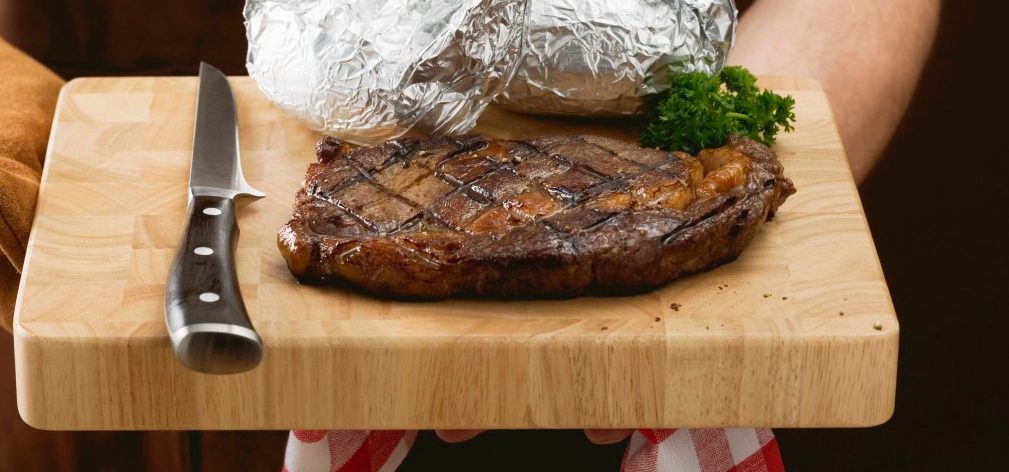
[730,0,940,182]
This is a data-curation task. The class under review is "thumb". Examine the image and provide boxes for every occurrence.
[435,429,486,443]
[584,429,634,445]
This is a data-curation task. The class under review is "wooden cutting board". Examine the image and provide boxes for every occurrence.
[14,76,897,430]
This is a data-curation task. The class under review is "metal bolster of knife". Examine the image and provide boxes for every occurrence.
[191,185,265,201]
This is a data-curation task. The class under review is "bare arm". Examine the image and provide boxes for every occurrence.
[730,0,940,183]
[435,1,941,447]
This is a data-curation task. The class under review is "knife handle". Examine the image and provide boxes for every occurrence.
[165,194,263,374]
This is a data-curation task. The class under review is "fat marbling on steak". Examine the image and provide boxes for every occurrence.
[278,134,795,298]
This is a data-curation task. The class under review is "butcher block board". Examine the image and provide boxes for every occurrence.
[14,76,897,430]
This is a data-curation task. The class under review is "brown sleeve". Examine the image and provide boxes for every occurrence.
[0,38,64,332]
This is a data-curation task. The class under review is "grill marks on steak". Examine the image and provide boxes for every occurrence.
[279,134,796,298]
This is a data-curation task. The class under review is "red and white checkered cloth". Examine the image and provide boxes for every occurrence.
[283,428,783,472]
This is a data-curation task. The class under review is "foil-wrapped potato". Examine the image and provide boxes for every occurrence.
[497,0,737,116]
[244,0,527,143]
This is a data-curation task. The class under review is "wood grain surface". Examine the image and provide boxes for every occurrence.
[13,76,897,430]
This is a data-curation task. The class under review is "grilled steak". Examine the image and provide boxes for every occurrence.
[278,134,795,298]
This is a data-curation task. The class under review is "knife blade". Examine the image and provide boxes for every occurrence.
[164,62,265,374]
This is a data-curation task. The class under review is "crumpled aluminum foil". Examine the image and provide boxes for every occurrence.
[244,0,527,144]
[497,0,737,116]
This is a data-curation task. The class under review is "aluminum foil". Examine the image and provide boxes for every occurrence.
[244,0,527,144]
[497,0,737,116]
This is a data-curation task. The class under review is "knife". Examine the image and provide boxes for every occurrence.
[165,62,266,374]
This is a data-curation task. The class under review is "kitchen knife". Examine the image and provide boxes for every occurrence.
[165,62,265,374]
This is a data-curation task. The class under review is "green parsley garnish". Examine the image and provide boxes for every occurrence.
[640,66,796,154]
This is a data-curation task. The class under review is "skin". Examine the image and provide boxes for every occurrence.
[438,0,941,446]
[730,0,941,183]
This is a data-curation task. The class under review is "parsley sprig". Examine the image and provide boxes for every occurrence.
[640,66,796,154]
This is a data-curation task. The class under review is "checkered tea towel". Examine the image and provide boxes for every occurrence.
[282,428,783,471]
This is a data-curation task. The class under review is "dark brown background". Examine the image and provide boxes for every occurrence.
[2,0,1007,470]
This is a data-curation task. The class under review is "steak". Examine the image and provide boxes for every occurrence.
[278,134,796,298]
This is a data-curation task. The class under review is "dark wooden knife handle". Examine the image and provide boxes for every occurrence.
[165,194,262,374]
